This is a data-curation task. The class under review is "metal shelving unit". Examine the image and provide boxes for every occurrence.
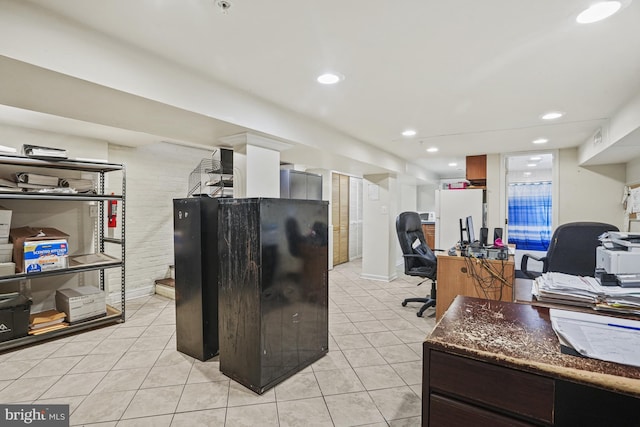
[0,154,126,351]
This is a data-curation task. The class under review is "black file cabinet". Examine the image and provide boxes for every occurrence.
[173,197,220,361]
[217,198,329,394]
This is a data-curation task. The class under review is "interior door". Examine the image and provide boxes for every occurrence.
[332,173,350,265]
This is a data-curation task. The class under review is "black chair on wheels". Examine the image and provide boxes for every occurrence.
[396,211,438,317]
[520,221,619,279]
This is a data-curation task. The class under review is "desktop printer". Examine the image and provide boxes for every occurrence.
[596,232,640,286]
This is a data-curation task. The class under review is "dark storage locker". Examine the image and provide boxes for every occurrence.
[218,198,329,394]
[173,197,220,361]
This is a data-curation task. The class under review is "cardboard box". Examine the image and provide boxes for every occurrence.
[24,239,68,273]
[55,286,106,323]
[10,227,69,273]
[0,206,12,244]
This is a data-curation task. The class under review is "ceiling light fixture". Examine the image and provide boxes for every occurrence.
[317,73,343,85]
[527,163,537,167]
[402,129,417,137]
[576,1,622,24]
[426,147,439,153]
[530,156,542,161]
[524,172,532,176]
[448,162,457,167]
[532,138,549,144]
[541,111,564,120]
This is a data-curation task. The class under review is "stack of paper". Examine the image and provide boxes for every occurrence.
[532,272,602,307]
[58,178,95,193]
[28,309,68,335]
[22,144,67,159]
[550,308,640,368]
[533,272,640,315]
[15,172,59,190]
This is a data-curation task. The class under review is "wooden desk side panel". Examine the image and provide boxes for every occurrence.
[436,256,514,320]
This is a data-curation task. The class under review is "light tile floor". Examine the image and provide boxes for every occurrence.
[0,260,436,426]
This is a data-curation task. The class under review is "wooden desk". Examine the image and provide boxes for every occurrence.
[423,296,640,427]
[435,254,514,320]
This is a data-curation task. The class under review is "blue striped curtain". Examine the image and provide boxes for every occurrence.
[508,182,552,251]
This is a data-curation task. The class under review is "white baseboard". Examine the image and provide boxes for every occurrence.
[360,272,398,282]
[107,285,155,305]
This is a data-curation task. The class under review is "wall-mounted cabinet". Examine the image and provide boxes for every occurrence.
[0,155,125,351]
[466,155,487,186]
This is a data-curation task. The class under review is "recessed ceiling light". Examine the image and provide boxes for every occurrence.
[527,163,537,167]
[448,162,457,167]
[317,73,343,85]
[532,138,549,144]
[524,172,532,176]
[530,156,542,161]
[402,129,417,137]
[426,147,439,153]
[541,111,564,120]
[577,1,622,24]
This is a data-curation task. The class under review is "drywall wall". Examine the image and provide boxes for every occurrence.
[627,156,640,185]
[558,148,626,228]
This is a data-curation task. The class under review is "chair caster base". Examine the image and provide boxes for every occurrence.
[401,301,407,307]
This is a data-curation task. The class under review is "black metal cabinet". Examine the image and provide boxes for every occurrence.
[173,197,220,361]
[218,198,329,394]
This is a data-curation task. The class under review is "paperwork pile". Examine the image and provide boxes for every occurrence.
[550,308,640,368]
[533,272,640,315]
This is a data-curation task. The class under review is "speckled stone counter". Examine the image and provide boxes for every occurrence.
[422,296,640,427]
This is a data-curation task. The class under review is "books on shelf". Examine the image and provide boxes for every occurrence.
[22,145,67,159]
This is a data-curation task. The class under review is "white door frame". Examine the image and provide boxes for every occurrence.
[498,149,559,245]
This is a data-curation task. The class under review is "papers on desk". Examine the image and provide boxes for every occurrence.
[533,272,640,314]
[550,308,640,368]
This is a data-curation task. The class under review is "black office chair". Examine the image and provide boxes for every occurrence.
[396,211,438,317]
[520,221,619,279]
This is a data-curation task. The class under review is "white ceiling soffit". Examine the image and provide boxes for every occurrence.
[6,0,640,176]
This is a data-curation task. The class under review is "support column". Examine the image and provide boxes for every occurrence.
[361,173,398,281]
[219,132,292,198]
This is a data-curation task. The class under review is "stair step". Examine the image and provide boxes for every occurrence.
[155,278,175,287]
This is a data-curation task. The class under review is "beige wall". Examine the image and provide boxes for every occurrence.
[626,156,640,185]
[558,148,626,229]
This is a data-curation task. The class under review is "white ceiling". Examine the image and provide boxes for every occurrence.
[6,0,640,177]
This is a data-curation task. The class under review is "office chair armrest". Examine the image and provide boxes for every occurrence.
[520,253,547,279]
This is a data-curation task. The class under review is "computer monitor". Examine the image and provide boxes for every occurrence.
[459,216,477,247]
[466,215,476,245]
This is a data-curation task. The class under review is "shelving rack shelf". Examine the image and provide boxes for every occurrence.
[0,154,126,351]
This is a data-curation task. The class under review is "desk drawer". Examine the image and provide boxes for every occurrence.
[430,394,536,427]
[429,351,554,424]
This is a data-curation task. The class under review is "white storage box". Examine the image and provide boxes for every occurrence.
[0,206,11,244]
[0,243,12,263]
[55,286,106,323]
[0,261,15,276]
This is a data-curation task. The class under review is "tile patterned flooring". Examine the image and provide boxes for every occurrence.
[0,260,436,426]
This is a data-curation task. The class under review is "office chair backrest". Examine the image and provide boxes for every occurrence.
[396,211,437,272]
[545,221,618,277]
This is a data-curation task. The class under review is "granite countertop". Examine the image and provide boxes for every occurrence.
[426,296,640,397]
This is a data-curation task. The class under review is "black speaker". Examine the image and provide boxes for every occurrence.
[493,227,503,243]
[480,227,488,247]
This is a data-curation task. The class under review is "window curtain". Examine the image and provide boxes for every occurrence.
[508,182,552,251]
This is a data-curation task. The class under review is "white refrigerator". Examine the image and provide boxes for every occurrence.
[435,189,484,250]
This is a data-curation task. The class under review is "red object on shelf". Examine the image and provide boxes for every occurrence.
[108,194,117,228]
